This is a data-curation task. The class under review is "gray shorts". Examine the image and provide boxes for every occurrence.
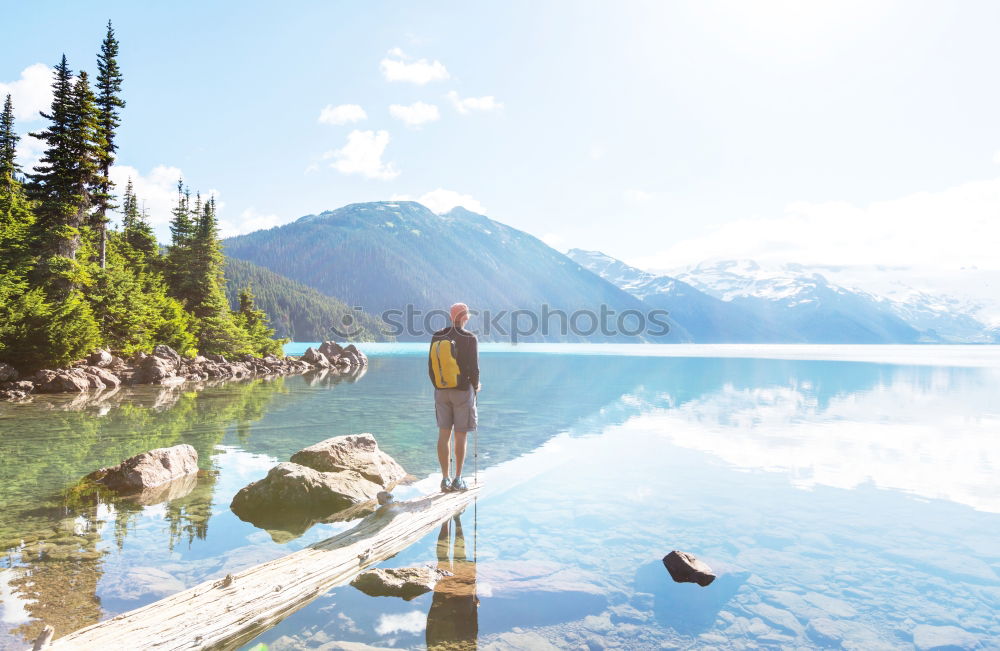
[435,386,478,431]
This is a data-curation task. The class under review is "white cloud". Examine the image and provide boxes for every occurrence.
[630,175,1000,271]
[318,103,367,125]
[993,149,1000,165]
[15,133,45,172]
[624,189,656,204]
[541,232,569,251]
[391,188,485,214]
[375,610,425,635]
[389,101,440,127]
[446,90,503,114]
[324,129,399,180]
[589,144,606,160]
[109,164,185,229]
[0,63,53,121]
[108,165,226,240]
[219,208,288,237]
[380,48,449,85]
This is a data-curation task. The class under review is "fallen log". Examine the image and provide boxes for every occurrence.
[46,486,480,650]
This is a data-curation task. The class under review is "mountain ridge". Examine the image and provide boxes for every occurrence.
[224,202,688,342]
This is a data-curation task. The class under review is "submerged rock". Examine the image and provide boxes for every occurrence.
[290,433,407,488]
[88,444,199,492]
[663,550,716,586]
[351,567,445,600]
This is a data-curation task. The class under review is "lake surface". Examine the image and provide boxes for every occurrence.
[1,345,999,650]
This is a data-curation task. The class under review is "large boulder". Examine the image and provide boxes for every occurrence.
[301,347,330,368]
[135,355,176,384]
[318,341,343,360]
[0,361,18,382]
[351,567,446,600]
[88,444,199,492]
[341,344,367,367]
[152,344,182,369]
[230,462,382,513]
[290,433,407,488]
[34,369,90,393]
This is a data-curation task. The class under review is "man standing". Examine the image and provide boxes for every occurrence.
[429,302,480,492]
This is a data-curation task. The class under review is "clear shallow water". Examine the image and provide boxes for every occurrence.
[0,346,998,649]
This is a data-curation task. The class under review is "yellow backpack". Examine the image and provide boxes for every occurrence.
[430,338,461,388]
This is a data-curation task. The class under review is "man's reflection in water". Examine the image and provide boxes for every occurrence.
[426,510,478,650]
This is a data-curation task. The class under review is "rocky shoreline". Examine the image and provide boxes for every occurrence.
[0,341,366,402]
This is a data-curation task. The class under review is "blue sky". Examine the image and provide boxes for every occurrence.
[4,1,1000,270]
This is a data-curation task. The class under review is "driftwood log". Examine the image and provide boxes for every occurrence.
[46,486,480,650]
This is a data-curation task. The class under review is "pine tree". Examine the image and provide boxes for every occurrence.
[120,177,156,257]
[234,283,286,356]
[28,55,77,259]
[94,21,124,269]
[0,94,20,183]
[28,58,101,275]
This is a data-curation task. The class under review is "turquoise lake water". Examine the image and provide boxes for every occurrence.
[1,345,999,649]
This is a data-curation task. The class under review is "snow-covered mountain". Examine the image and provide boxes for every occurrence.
[569,250,996,343]
[668,260,997,343]
[567,250,780,342]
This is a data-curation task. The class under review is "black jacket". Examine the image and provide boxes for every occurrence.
[428,326,480,391]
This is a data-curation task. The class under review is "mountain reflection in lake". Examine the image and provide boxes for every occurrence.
[1,347,998,650]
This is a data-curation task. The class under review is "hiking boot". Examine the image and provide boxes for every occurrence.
[440,477,453,493]
[451,476,468,492]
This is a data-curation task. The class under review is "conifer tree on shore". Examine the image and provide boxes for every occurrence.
[0,94,20,183]
[0,24,288,370]
[94,20,125,269]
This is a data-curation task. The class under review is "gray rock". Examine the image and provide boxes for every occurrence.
[318,341,343,360]
[205,353,227,363]
[88,444,199,492]
[81,370,107,390]
[290,433,407,488]
[913,625,981,651]
[663,550,716,586]
[0,389,27,401]
[87,349,114,367]
[230,462,382,513]
[350,566,444,600]
[0,361,18,382]
[344,343,365,359]
[302,347,331,368]
[34,369,90,393]
[377,491,394,505]
[153,344,182,368]
[135,355,176,384]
